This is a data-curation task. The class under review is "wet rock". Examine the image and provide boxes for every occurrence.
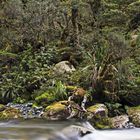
[127,106,140,127]
[43,101,70,120]
[86,104,108,120]
[85,104,109,129]
[49,122,94,140]
[61,125,93,137]
[53,61,76,75]
[65,101,85,119]
[0,107,22,119]
[6,103,43,119]
[110,115,135,129]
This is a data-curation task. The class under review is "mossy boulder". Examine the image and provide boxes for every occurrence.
[86,104,108,120]
[42,101,70,120]
[127,106,140,127]
[85,104,110,129]
[35,92,55,107]
[0,104,6,112]
[0,107,22,120]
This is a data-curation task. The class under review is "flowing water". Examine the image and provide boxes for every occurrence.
[0,119,140,140]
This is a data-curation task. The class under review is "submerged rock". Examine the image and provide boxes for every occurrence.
[110,115,134,129]
[53,61,76,75]
[43,101,70,120]
[61,125,92,137]
[127,106,140,127]
[49,122,94,140]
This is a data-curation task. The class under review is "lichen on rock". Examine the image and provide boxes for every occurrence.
[127,106,140,127]
[53,61,76,75]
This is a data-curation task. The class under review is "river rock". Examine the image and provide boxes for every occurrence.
[43,101,70,120]
[61,125,93,137]
[53,61,76,75]
[6,103,43,119]
[85,104,110,129]
[86,104,108,120]
[127,106,140,127]
[49,122,94,140]
[0,104,6,112]
[110,115,134,129]
[0,107,22,119]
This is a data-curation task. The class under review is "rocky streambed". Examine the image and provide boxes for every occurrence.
[0,102,140,130]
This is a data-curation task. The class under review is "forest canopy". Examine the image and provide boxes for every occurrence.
[0,0,140,107]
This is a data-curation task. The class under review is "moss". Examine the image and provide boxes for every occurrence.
[128,106,140,110]
[85,104,109,128]
[35,92,55,107]
[127,106,140,127]
[65,85,77,91]
[43,101,69,120]
[0,104,5,112]
[45,101,67,112]
[87,104,108,114]
[0,107,22,120]
[94,118,111,129]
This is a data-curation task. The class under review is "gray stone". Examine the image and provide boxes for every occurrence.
[53,61,76,75]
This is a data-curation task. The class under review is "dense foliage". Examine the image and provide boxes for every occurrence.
[0,0,140,106]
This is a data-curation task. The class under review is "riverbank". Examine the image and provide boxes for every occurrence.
[0,102,140,129]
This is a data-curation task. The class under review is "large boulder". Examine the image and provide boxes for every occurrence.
[53,61,76,75]
[127,106,140,127]
[85,104,109,129]
[86,104,108,120]
[42,101,70,120]
[110,115,134,129]
[0,107,22,119]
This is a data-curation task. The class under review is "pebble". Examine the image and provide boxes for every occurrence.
[6,103,44,119]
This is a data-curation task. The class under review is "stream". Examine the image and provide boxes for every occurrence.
[0,119,140,140]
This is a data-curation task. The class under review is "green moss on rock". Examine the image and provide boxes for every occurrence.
[127,106,140,127]
[0,107,22,120]
[85,104,110,129]
[0,104,6,112]
[94,118,111,129]
[35,92,55,107]
[86,104,108,119]
[43,101,69,120]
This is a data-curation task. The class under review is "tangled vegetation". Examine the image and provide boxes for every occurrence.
[0,0,140,107]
